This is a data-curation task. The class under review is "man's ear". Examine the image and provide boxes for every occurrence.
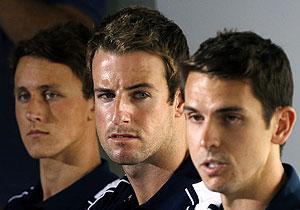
[271,106,296,145]
[174,89,185,117]
[87,98,95,121]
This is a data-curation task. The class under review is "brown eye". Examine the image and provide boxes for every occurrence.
[187,113,204,124]
[97,92,115,102]
[223,114,242,125]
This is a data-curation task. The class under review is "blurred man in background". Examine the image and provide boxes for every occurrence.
[0,1,106,205]
[5,22,117,210]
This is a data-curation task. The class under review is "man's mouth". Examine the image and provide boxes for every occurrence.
[110,133,136,138]
[27,129,49,137]
[109,133,139,142]
[201,159,228,176]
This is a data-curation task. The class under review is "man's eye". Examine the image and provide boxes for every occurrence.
[133,91,150,100]
[187,113,204,124]
[223,114,242,124]
[17,92,30,102]
[97,92,115,102]
[44,91,59,101]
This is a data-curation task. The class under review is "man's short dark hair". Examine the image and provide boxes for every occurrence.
[180,31,293,152]
[11,22,93,99]
[181,30,293,126]
[87,7,189,104]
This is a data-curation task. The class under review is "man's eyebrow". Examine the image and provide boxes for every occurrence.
[125,83,158,91]
[39,84,61,90]
[94,83,159,93]
[183,105,244,113]
[14,84,60,93]
[94,87,114,93]
[215,106,244,114]
[14,86,26,95]
[183,105,198,113]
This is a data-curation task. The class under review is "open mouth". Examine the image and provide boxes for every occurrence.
[205,162,221,169]
[201,160,227,176]
[111,134,136,138]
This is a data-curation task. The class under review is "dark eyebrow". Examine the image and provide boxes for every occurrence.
[14,86,27,95]
[125,83,158,92]
[94,83,159,93]
[94,87,114,93]
[215,106,244,114]
[39,84,60,91]
[183,105,244,114]
[14,84,61,94]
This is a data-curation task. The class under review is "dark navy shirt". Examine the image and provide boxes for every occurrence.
[4,159,118,210]
[266,164,300,210]
[207,163,300,210]
[88,156,202,210]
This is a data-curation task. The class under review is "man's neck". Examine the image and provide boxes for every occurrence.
[221,162,285,210]
[123,151,188,205]
[39,138,101,200]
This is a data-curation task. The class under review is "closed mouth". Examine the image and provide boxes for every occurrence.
[27,130,49,136]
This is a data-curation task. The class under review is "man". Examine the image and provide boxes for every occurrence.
[87,7,201,209]
[5,22,117,210]
[180,31,300,209]
[0,1,106,204]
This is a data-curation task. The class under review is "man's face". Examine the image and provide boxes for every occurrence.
[184,72,277,195]
[92,50,176,165]
[15,56,94,159]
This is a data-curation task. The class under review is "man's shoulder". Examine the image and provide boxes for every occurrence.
[5,162,118,210]
[83,160,118,190]
[88,157,202,210]
[87,177,133,210]
[4,185,39,210]
[266,163,300,210]
[191,182,221,210]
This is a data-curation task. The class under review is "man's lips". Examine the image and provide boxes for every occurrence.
[109,133,138,141]
[200,159,228,176]
[27,130,49,137]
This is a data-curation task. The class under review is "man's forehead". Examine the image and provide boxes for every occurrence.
[92,51,167,91]
[184,72,258,109]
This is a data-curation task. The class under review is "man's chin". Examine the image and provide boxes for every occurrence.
[202,178,227,193]
[108,153,141,165]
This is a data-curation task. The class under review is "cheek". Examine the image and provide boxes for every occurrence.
[138,105,166,133]
[224,130,257,166]
[186,124,201,147]
[188,136,201,165]
[95,104,112,130]
[15,106,26,132]
[53,101,88,130]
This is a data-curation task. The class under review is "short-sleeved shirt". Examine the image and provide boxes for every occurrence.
[87,156,202,210]
[4,159,118,210]
[199,163,300,210]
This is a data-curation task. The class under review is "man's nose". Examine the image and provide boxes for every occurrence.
[25,97,48,123]
[200,120,221,149]
[112,97,131,125]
